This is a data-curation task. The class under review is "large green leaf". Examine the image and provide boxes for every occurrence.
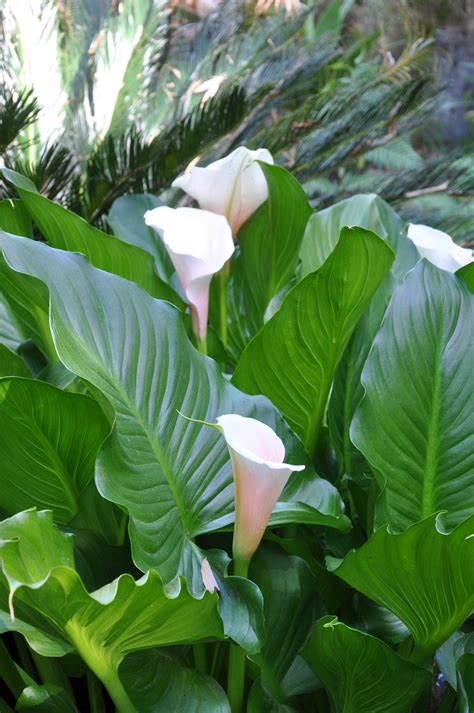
[0,378,109,523]
[351,260,474,531]
[120,650,230,712]
[227,163,312,357]
[327,274,396,485]
[0,198,32,237]
[328,515,474,662]
[249,544,320,702]
[299,193,416,281]
[108,193,174,282]
[304,195,418,482]
[0,232,347,595]
[302,616,430,713]
[0,510,224,702]
[2,169,179,306]
[233,227,393,453]
[0,344,31,377]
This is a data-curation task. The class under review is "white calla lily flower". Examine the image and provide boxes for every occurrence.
[172,146,274,235]
[407,223,473,273]
[216,414,304,562]
[145,206,234,341]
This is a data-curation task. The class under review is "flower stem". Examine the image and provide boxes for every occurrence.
[227,557,250,713]
[193,643,207,674]
[197,335,208,355]
[218,266,228,349]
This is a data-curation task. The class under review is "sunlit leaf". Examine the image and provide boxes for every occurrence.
[233,227,393,453]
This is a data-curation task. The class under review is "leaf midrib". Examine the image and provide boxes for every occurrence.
[421,327,443,519]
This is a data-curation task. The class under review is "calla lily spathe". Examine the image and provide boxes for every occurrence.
[407,223,473,273]
[216,414,304,562]
[172,146,274,235]
[144,206,234,340]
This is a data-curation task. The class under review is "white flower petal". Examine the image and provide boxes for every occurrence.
[172,146,274,235]
[217,414,304,561]
[145,206,234,338]
[407,223,473,273]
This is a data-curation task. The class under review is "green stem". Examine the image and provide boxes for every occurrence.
[227,557,250,713]
[64,622,135,713]
[193,643,207,675]
[100,669,135,713]
[197,335,208,355]
[218,267,228,350]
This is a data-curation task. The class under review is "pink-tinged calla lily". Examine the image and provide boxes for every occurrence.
[216,414,305,562]
[172,146,274,236]
[407,223,473,273]
[144,206,234,341]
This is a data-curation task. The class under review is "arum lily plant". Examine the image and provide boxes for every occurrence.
[0,150,472,713]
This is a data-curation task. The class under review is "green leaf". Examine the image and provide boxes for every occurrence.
[70,483,127,548]
[302,616,430,713]
[0,232,347,594]
[327,515,474,662]
[0,378,109,523]
[314,197,417,483]
[0,510,224,683]
[227,164,312,356]
[299,193,416,282]
[0,199,32,237]
[351,260,474,530]
[0,605,73,658]
[233,227,394,453]
[327,274,396,484]
[0,244,56,360]
[249,544,320,701]
[457,261,474,292]
[16,684,77,712]
[0,344,31,377]
[120,650,230,712]
[108,193,174,282]
[0,294,25,350]
[356,599,409,646]
[437,631,474,713]
[2,169,179,305]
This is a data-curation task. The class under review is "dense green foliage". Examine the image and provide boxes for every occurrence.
[0,148,472,710]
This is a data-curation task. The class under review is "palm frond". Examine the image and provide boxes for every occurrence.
[13,142,78,202]
[77,0,170,145]
[2,0,66,155]
[77,84,250,222]
[0,89,40,155]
